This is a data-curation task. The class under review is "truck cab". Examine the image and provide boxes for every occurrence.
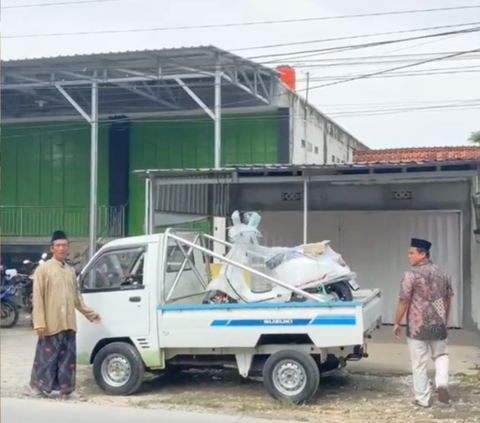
[77,229,383,404]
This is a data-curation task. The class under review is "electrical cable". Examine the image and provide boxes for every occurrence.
[4,5,480,39]
[1,0,137,9]
[302,47,480,91]
[231,22,480,53]
[4,25,479,79]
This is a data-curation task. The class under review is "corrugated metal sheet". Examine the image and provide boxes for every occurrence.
[154,183,230,216]
[471,191,480,329]
[2,45,277,76]
[128,114,280,234]
[1,122,109,204]
[134,159,480,179]
[471,236,480,330]
[258,210,463,327]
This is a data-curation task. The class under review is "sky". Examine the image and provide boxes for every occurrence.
[2,0,480,149]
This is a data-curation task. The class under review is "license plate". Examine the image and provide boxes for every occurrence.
[348,280,360,291]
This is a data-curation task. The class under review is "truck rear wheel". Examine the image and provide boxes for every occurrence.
[263,350,320,403]
[93,342,145,395]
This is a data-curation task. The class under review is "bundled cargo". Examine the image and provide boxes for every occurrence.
[205,211,360,304]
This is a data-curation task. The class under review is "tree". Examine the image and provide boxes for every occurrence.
[468,130,480,144]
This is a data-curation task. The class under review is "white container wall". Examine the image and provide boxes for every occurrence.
[471,210,480,329]
[259,211,463,327]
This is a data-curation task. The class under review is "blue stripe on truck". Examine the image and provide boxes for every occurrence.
[210,315,356,327]
[157,301,361,311]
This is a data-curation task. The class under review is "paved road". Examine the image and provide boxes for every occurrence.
[1,398,304,423]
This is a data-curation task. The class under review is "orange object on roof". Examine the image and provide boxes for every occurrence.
[277,65,296,91]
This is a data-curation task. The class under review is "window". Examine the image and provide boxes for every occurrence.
[301,139,306,148]
[331,155,336,163]
[314,146,319,154]
[166,245,194,273]
[81,248,145,291]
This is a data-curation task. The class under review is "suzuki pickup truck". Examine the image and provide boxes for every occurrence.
[76,229,383,403]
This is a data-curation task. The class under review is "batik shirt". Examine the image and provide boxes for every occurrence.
[32,258,97,336]
[399,259,454,341]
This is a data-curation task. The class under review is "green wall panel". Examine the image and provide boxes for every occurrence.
[128,113,279,235]
[1,122,109,236]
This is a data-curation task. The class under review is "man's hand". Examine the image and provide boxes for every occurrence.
[36,327,46,339]
[92,315,101,325]
[392,324,401,339]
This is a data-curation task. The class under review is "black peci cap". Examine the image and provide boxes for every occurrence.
[411,238,432,251]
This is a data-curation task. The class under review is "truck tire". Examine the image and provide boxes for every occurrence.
[263,349,320,403]
[93,342,145,396]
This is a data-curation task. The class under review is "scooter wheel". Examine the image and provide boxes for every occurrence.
[1,299,20,328]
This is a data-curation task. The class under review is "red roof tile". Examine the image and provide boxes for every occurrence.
[353,146,480,163]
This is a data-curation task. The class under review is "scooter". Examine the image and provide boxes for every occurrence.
[205,211,359,305]
[21,253,48,324]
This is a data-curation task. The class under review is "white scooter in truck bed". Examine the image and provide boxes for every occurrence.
[77,229,383,403]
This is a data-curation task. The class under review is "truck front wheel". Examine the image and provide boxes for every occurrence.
[263,350,320,403]
[92,342,145,395]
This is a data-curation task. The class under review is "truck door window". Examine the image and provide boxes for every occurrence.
[81,248,145,292]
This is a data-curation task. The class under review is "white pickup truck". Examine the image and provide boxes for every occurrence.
[77,229,383,403]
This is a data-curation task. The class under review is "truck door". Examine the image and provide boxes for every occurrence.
[77,245,150,357]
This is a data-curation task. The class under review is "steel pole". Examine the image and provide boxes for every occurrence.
[88,73,99,260]
[303,177,308,244]
[214,60,222,168]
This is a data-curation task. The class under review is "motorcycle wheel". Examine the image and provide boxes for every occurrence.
[1,299,20,328]
[325,281,354,302]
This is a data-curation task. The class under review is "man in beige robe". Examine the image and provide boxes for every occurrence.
[25,230,101,398]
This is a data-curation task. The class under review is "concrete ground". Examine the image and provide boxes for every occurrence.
[349,326,480,376]
[2,318,479,423]
[2,398,304,423]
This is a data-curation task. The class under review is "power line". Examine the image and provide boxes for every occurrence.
[1,0,134,9]
[303,47,480,92]
[231,22,480,53]
[328,100,480,118]
[4,5,480,39]
[4,26,479,75]
[249,27,480,61]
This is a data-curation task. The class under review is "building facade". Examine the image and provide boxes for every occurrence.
[1,46,367,253]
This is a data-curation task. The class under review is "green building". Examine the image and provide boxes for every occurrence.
[1,46,364,262]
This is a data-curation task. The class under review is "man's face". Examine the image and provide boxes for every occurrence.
[408,247,426,266]
[51,239,69,261]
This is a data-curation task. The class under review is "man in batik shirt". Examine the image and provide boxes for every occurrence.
[393,238,454,407]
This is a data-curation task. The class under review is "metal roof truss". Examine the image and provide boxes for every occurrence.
[2,61,274,122]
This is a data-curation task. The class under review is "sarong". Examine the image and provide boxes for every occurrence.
[30,330,77,394]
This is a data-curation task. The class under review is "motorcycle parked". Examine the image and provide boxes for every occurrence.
[1,284,20,328]
[20,253,48,327]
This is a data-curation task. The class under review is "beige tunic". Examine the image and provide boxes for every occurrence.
[32,258,97,336]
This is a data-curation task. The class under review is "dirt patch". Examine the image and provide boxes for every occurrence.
[72,367,480,423]
[2,326,479,422]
